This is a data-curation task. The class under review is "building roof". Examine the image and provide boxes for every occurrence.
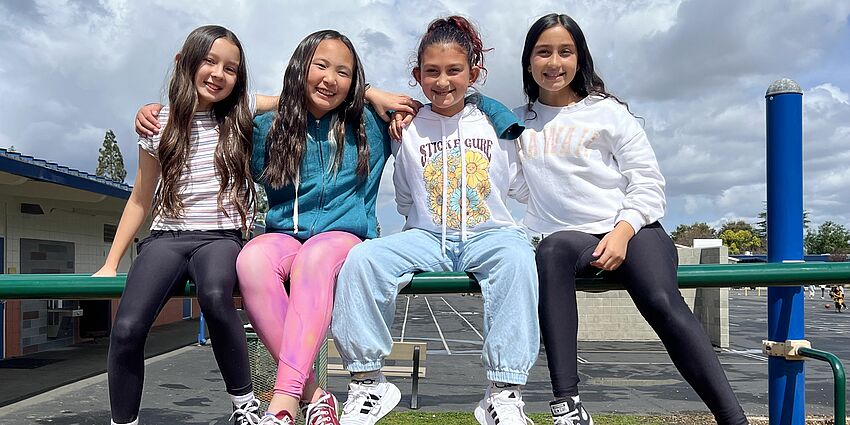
[0,147,131,200]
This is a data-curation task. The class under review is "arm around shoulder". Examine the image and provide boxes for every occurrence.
[472,94,525,140]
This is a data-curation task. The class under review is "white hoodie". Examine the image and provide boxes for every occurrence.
[394,104,527,249]
[513,96,666,235]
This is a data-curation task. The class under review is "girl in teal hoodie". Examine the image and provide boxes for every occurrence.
[234,30,390,424]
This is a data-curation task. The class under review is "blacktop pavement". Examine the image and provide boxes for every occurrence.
[0,291,847,424]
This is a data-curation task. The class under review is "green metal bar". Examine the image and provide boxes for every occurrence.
[0,274,193,299]
[797,347,846,425]
[398,262,850,294]
[2,262,850,299]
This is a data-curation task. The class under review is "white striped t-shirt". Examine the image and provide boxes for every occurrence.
[138,106,246,231]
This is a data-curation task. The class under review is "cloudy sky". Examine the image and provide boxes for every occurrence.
[1,0,849,236]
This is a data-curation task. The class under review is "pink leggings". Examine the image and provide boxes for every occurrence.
[236,231,361,399]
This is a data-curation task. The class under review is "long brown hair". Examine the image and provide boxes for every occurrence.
[261,30,369,189]
[156,25,255,229]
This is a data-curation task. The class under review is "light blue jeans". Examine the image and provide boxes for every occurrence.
[331,227,539,385]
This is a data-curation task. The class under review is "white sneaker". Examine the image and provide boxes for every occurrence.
[230,398,262,425]
[339,375,401,425]
[474,384,534,425]
[551,396,594,425]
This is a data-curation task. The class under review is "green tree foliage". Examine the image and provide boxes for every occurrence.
[719,220,763,253]
[670,222,717,247]
[804,221,850,255]
[719,229,762,254]
[719,220,753,234]
[95,130,127,183]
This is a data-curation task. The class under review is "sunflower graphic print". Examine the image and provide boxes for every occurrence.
[423,146,492,229]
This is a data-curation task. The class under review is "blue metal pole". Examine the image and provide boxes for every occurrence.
[766,78,805,424]
[198,312,207,346]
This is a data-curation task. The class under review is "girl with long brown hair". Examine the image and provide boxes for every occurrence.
[94,25,261,425]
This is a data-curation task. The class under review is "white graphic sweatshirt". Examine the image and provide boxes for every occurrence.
[393,104,527,248]
[513,96,666,235]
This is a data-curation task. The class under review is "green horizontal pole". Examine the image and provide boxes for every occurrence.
[0,274,193,299]
[2,262,850,299]
[399,262,850,294]
[798,347,847,425]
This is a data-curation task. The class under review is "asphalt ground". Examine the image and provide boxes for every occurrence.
[0,290,847,424]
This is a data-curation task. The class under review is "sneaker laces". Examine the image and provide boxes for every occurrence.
[342,381,381,417]
[489,389,534,425]
[230,399,262,425]
[306,393,337,425]
[553,411,581,425]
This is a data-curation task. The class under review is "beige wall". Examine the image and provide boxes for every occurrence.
[577,245,730,347]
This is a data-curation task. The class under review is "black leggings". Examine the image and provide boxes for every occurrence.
[536,223,747,425]
[108,230,252,423]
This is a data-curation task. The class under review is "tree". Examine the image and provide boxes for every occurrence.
[670,222,717,247]
[804,221,850,255]
[719,220,753,235]
[718,220,763,253]
[95,129,127,183]
[719,229,762,254]
[755,202,810,249]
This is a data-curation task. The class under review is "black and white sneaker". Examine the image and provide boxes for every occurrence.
[473,383,534,425]
[550,396,593,425]
[230,398,262,425]
[339,374,401,425]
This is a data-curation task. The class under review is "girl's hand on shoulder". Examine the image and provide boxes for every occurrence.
[92,265,117,277]
[365,86,421,122]
[135,103,163,137]
[591,221,636,271]
[389,111,414,140]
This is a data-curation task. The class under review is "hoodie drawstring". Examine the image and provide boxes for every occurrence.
[459,120,468,243]
[438,108,471,255]
[440,120,448,255]
[292,171,300,233]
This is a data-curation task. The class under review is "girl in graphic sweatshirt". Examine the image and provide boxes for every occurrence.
[331,16,539,425]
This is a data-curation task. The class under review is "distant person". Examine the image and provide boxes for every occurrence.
[830,285,845,312]
[513,13,749,425]
[331,16,539,425]
[95,25,261,425]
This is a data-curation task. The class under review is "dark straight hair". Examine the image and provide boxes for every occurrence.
[521,13,629,114]
[262,30,369,189]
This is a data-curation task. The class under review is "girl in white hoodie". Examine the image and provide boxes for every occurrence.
[332,16,539,425]
[515,13,748,425]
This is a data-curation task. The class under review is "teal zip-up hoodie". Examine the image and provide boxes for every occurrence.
[253,95,522,240]
[253,106,390,239]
